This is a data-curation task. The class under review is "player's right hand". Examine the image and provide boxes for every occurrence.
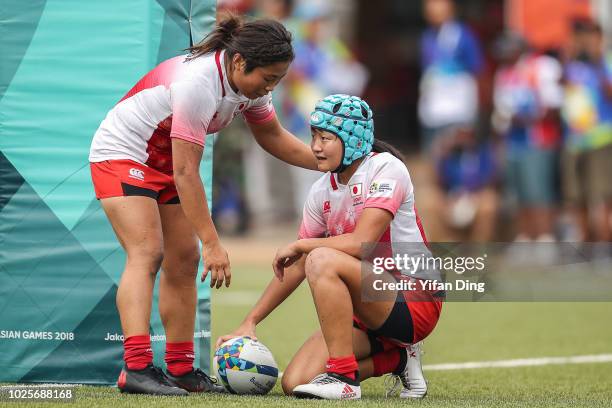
[216,322,257,348]
[272,242,302,282]
[202,240,231,289]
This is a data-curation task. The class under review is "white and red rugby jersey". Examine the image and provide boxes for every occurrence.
[298,152,428,248]
[89,50,275,173]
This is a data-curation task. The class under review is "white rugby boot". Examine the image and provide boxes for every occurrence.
[385,342,427,399]
[293,372,361,400]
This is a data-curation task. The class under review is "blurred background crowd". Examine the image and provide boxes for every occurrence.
[211,0,612,245]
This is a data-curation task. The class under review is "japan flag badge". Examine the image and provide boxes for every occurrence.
[349,183,362,197]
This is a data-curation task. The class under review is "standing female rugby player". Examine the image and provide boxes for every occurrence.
[88,15,317,395]
[219,94,442,400]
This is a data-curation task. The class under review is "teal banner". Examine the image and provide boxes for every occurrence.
[0,0,216,384]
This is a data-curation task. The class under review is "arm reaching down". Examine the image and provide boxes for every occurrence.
[172,138,231,289]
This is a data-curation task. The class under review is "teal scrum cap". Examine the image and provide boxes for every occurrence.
[309,94,374,173]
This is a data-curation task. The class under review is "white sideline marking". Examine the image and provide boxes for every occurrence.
[423,354,612,371]
[278,353,612,377]
[5,355,609,385]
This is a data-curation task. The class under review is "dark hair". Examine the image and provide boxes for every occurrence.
[372,139,407,164]
[187,13,294,72]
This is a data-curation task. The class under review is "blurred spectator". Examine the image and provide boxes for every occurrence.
[257,0,293,21]
[213,177,249,235]
[217,0,254,14]
[256,0,298,131]
[435,126,499,241]
[418,0,484,151]
[212,126,254,233]
[240,1,369,225]
[492,32,563,242]
[285,2,369,138]
[238,0,299,226]
[286,3,368,214]
[561,20,612,243]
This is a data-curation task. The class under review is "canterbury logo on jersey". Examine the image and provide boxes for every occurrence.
[128,168,145,181]
[323,200,331,214]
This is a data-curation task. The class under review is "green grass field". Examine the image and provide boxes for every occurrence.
[6,265,612,407]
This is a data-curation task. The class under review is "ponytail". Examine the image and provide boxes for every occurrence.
[372,139,407,164]
[187,12,294,72]
[187,13,242,58]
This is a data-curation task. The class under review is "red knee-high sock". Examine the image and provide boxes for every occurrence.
[124,335,153,370]
[326,355,359,381]
[165,341,194,376]
[372,348,403,377]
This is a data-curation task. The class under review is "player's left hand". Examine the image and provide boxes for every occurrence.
[273,241,302,282]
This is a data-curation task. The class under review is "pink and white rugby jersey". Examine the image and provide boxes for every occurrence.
[89,50,275,174]
[298,152,427,248]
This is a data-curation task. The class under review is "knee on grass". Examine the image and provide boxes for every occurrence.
[281,369,312,396]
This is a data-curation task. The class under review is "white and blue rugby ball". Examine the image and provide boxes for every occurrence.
[213,336,278,395]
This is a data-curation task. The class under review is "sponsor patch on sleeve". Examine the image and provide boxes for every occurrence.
[367,179,396,198]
